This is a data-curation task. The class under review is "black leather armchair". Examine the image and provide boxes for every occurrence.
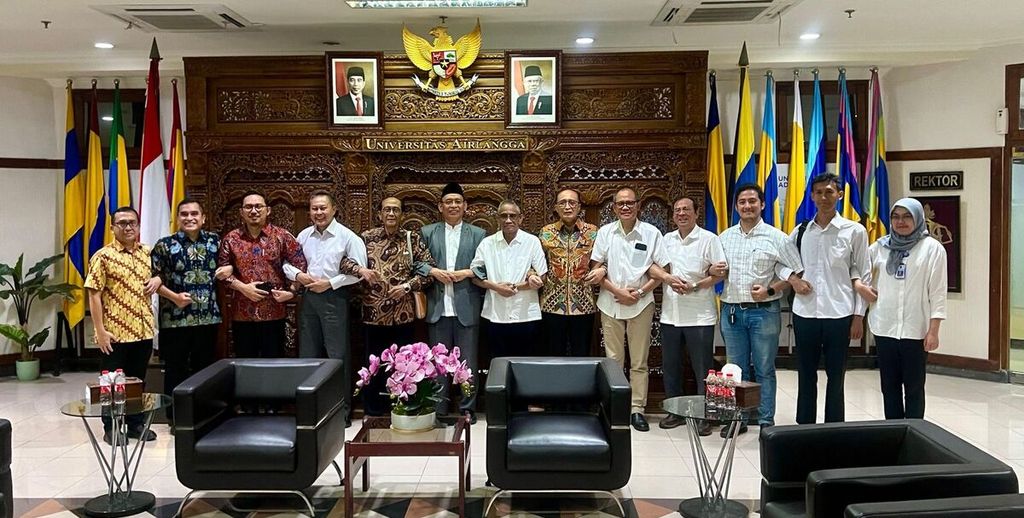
[760,419,1019,518]
[846,494,1024,517]
[173,359,347,516]
[1,418,11,518]
[485,357,631,516]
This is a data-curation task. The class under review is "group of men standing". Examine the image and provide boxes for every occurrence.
[84,171,922,444]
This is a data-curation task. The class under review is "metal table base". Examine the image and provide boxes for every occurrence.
[678,418,749,518]
[79,407,157,517]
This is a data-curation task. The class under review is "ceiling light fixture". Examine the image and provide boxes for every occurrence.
[347,0,526,7]
[576,37,594,45]
[101,116,114,122]
[799,32,820,40]
[94,42,114,49]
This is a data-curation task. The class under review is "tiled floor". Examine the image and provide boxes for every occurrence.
[5,369,1024,517]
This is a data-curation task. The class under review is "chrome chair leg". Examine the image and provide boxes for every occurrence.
[174,489,197,517]
[484,488,626,517]
[332,460,343,486]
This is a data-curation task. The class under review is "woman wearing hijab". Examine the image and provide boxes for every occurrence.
[854,198,947,419]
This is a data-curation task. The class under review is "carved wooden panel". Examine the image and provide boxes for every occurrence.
[217,87,326,123]
[384,88,505,121]
[563,86,674,120]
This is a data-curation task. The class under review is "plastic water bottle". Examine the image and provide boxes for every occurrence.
[98,370,112,407]
[113,369,126,406]
[724,373,737,410]
[704,369,717,409]
[714,371,725,408]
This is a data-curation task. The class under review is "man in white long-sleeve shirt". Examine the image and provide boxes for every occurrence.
[283,190,367,424]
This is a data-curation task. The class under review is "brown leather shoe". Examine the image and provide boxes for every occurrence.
[658,414,686,429]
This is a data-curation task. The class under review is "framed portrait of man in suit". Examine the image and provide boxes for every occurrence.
[325,52,383,128]
[506,51,561,127]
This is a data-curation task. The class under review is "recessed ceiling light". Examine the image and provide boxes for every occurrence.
[346,0,526,8]
[799,33,820,41]
[322,41,341,46]
[94,42,114,49]
[101,116,114,122]
[575,37,594,45]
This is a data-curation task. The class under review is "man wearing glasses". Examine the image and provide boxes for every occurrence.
[420,183,486,422]
[218,191,308,359]
[470,200,547,358]
[589,188,662,432]
[341,197,435,417]
[538,188,599,357]
[85,207,162,444]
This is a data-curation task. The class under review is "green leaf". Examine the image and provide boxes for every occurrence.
[12,254,24,286]
[0,290,11,300]
[26,254,62,279]
[0,324,28,347]
[0,262,13,279]
[35,283,79,301]
[27,328,50,350]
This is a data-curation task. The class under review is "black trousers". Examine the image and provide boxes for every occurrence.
[429,316,480,414]
[160,324,218,421]
[660,324,715,399]
[232,319,286,358]
[793,315,852,424]
[101,339,153,431]
[542,312,595,357]
[875,335,928,419]
[362,322,415,416]
[488,320,542,360]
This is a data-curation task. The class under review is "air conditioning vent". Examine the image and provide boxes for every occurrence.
[652,0,804,26]
[92,4,256,32]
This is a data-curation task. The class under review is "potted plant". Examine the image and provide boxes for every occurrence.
[0,254,79,381]
[355,342,473,432]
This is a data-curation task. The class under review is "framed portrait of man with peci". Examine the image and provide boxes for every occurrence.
[326,52,383,128]
[506,51,561,127]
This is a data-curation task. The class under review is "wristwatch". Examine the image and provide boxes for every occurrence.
[636,288,646,297]
[767,287,777,297]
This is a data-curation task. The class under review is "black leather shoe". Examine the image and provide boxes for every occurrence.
[658,414,685,429]
[630,413,650,432]
[128,426,157,441]
[103,430,127,446]
[720,422,748,438]
[345,415,352,429]
[464,410,477,425]
[696,420,713,436]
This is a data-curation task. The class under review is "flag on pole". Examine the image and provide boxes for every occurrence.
[757,72,780,228]
[62,82,86,328]
[862,69,890,243]
[783,71,806,233]
[705,72,728,234]
[836,69,862,222]
[732,43,756,222]
[84,83,106,261]
[138,38,170,246]
[797,70,826,223]
[167,79,187,232]
[107,80,131,237]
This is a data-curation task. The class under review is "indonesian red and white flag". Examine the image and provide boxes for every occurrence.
[138,38,170,246]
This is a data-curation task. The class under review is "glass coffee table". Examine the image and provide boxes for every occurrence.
[663,396,757,518]
[60,393,170,517]
[345,415,471,517]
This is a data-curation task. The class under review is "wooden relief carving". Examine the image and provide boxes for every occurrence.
[217,88,326,123]
[384,88,505,120]
[563,86,674,120]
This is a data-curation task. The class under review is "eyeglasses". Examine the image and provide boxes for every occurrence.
[113,221,138,229]
[381,207,402,214]
[614,201,638,209]
[498,213,521,221]
[243,204,266,212]
[555,200,579,207]
[673,207,695,214]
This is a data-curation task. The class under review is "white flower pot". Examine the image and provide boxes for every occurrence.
[391,411,436,433]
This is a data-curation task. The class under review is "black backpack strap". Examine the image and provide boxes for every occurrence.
[795,220,810,254]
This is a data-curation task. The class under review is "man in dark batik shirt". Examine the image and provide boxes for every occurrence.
[153,198,231,425]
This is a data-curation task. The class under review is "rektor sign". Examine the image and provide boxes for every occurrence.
[909,171,963,191]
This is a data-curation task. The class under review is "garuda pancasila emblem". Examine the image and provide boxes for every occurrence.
[402,19,482,101]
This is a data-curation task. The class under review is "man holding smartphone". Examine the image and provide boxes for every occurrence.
[218,191,308,358]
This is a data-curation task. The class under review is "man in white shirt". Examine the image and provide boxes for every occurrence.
[649,197,726,434]
[589,188,662,432]
[420,183,487,422]
[284,190,367,425]
[471,200,547,358]
[781,173,870,425]
[719,183,804,435]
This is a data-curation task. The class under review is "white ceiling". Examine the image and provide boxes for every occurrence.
[1,0,1023,78]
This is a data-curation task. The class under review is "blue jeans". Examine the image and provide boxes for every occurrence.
[720,301,781,425]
